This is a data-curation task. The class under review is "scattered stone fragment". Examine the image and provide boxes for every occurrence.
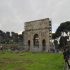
[1,53,5,54]
[20,54,26,56]
[16,52,19,54]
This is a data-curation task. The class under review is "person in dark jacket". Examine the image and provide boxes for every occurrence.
[69,50,70,55]
[63,49,70,68]
[67,49,69,59]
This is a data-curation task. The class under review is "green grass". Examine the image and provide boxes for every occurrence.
[0,51,64,70]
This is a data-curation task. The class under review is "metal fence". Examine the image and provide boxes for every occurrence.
[32,47,39,52]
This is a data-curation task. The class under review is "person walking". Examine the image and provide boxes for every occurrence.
[63,49,70,69]
[67,49,69,59]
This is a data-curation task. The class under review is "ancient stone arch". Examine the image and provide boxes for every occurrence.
[24,18,52,52]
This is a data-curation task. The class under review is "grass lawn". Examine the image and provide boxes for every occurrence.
[0,51,64,70]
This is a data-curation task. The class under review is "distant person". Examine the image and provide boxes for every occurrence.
[1,47,2,50]
[28,49,29,52]
[29,49,30,52]
[57,49,58,53]
[25,49,26,51]
[26,49,27,51]
[48,50,49,52]
[53,49,55,53]
[63,49,70,69]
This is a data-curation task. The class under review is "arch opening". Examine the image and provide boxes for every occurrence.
[33,34,39,47]
[42,39,46,51]
[28,40,30,49]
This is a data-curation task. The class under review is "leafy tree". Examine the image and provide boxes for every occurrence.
[15,33,18,42]
[18,34,23,43]
[6,38,10,43]
[13,33,18,42]
[6,32,10,38]
[11,32,15,37]
[54,40,58,49]
[59,36,65,48]
[52,33,57,40]
[0,30,4,37]
[59,36,68,48]
[55,21,70,37]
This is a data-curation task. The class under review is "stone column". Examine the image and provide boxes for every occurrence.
[30,32,34,51]
[39,32,42,52]
[46,29,49,52]
[24,31,27,49]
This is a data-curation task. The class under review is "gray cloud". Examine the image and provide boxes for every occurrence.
[0,0,70,33]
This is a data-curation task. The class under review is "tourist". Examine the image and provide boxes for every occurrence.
[67,49,69,59]
[25,49,26,51]
[48,50,49,52]
[69,50,70,55]
[63,49,70,69]
[57,49,58,53]
[29,49,30,51]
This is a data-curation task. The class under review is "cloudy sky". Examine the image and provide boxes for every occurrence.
[0,0,70,34]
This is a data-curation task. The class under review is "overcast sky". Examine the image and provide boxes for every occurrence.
[0,0,70,34]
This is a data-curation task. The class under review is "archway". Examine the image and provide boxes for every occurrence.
[33,34,39,47]
[28,40,30,49]
[42,39,46,51]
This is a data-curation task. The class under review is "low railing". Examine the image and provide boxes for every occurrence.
[63,61,66,70]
